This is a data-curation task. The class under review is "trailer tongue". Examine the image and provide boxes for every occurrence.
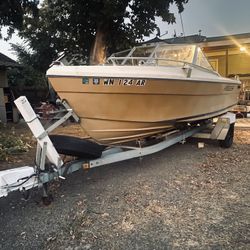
[0,96,236,203]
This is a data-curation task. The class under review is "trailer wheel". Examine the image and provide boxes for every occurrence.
[50,135,106,159]
[236,112,244,119]
[219,123,235,148]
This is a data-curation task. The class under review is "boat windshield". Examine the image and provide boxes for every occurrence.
[107,44,213,71]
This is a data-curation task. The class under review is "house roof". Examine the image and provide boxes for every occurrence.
[0,52,19,67]
[163,34,207,44]
[143,34,207,45]
[143,32,250,46]
[206,32,250,42]
[141,36,164,44]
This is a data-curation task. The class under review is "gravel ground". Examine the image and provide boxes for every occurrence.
[0,124,249,250]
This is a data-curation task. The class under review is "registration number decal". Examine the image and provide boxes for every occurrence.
[119,79,146,86]
[100,78,146,86]
[90,78,147,86]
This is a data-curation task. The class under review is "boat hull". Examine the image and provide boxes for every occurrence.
[48,75,240,144]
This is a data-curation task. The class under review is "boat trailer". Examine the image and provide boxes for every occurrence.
[0,96,236,203]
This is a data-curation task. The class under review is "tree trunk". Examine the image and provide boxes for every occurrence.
[90,25,108,65]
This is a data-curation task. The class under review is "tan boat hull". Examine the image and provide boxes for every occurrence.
[49,76,239,144]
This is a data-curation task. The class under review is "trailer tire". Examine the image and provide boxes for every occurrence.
[236,112,244,119]
[219,123,234,148]
[50,135,106,159]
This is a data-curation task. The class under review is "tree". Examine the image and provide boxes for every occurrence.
[0,0,38,39]
[20,0,189,66]
[0,1,48,103]
[9,43,48,85]
[7,43,49,103]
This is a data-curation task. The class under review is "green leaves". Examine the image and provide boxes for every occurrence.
[0,0,39,39]
[17,0,188,65]
[2,0,189,66]
[0,130,30,161]
[7,43,48,101]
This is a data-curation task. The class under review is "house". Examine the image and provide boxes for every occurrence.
[201,33,250,86]
[144,32,250,87]
[0,52,19,123]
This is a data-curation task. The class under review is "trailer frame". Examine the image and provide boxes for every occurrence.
[0,96,236,201]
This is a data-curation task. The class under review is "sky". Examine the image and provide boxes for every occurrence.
[154,0,250,39]
[1,0,250,60]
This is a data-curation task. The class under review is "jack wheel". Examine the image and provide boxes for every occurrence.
[22,189,30,200]
[42,194,53,206]
[219,123,234,148]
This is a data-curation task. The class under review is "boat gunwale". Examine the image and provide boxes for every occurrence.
[47,74,240,85]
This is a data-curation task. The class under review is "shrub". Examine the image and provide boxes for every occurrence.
[0,130,30,161]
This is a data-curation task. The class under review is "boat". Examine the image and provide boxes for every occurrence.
[46,43,240,144]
